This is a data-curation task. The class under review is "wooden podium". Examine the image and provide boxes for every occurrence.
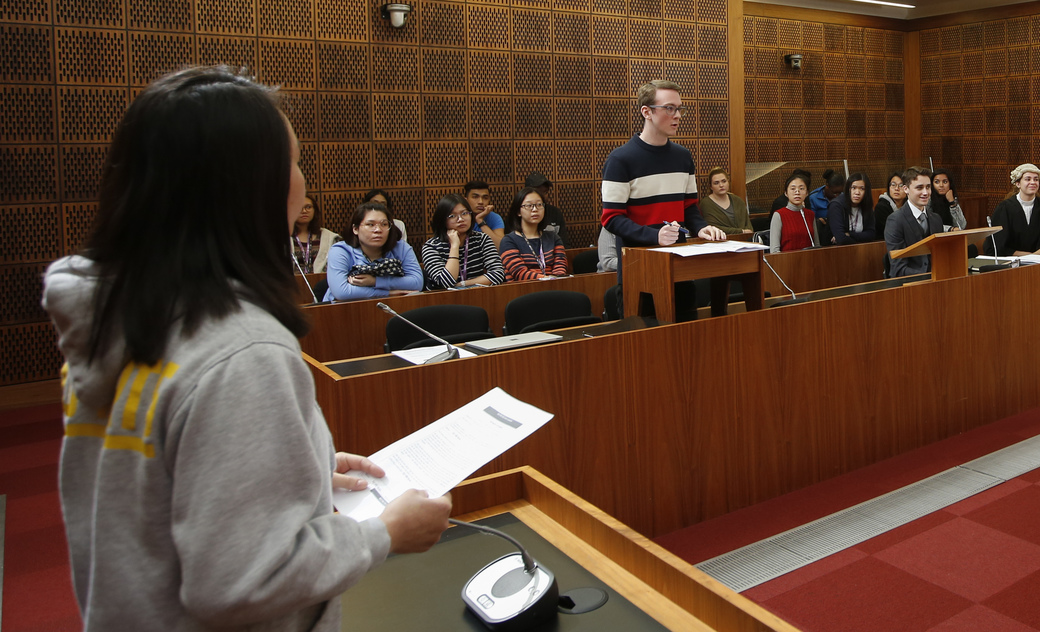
[622,244,765,322]
[342,466,797,632]
[890,226,1000,281]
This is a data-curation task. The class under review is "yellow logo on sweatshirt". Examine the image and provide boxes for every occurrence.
[64,361,179,458]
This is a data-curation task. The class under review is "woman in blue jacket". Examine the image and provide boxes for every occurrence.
[324,202,423,301]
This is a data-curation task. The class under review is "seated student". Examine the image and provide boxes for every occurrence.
[985,163,1040,257]
[362,188,408,242]
[596,226,618,272]
[701,167,752,234]
[807,169,845,244]
[769,172,820,253]
[770,169,811,217]
[41,66,451,631]
[829,172,876,245]
[885,166,943,277]
[464,180,506,248]
[324,202,423,302]
[422,194,506,289]
[291,194,341,273]
[928,169,967,231]
[874,171,906,237]
[524,172,569,246]
[499,187,568,281]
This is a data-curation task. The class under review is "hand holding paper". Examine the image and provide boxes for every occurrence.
[333,387,554,522]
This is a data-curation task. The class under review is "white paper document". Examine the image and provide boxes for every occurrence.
[332,387,553,521]
[391,346,477,364]
[655,241,768,257]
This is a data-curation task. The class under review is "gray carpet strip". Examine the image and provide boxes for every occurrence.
[696,434,1040,592]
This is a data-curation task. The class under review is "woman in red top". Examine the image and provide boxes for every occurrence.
[769,173,820,252]
[498,187,568,281]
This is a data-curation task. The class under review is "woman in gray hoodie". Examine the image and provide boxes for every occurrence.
[42,66,451,632]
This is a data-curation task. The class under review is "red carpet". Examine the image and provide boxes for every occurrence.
[6,403,1040,631]
[0,404,81,632]
[656,408,1040,631]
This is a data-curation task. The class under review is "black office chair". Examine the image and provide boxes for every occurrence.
[571,249,600,275]
[384,304,494,352]
[311,278,329,303]
[504,290,600,335]
[603,284,622,321]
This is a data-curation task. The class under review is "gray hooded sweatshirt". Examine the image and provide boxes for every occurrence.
[42,255,390,631]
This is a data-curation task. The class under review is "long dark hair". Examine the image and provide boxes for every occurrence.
[86,66,308,365]
[347,202,402,255]
[430,194,472,241]
[928,168,958,224]
[840,172,873,223]
[504,187,547,234]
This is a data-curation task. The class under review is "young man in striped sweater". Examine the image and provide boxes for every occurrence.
[600,80,726,318]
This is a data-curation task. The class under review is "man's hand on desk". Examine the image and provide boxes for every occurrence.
[658,223,680,246]
[698,225,726,241]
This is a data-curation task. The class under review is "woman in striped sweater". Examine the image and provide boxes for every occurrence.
[421,194,505,290]
[498,187,568,282]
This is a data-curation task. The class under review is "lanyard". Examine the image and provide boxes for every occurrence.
[294,234,312,272]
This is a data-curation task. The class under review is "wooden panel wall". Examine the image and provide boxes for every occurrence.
[742,11,905,209]
[0,0,731,387]
[919,14,1040,212]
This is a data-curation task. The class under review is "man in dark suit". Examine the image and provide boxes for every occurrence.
[885,166,944,278]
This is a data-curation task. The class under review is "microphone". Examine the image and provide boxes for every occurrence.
[450,518,559,630]
[763,256,806,306]
[292,251,319,303]
[376,302,460,363]
[799,209,816,248]
[987,216,1001,261]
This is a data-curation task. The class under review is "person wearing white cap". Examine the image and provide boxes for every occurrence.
[985,163,1040,257]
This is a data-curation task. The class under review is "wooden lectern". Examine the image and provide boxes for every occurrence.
[341,466,797,632]
[889,226,1000,281]
[622,244,765,322]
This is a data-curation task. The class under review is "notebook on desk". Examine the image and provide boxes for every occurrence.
[467,331,562,353]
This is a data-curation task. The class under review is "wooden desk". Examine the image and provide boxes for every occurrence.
[344,467,796,632]
[305,264,1040,538]
[762,240,888,297]
[300,272,616,363]
[621,245,765,322]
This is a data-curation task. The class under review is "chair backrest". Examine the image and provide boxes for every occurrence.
[603,284,622,321]
[753,230,770,246]
[385,304,492,352]
[311,278,329,303]
[504,290,597,335]
[571,249,599,275]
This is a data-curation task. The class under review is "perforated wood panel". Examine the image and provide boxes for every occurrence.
[3,0,733,387]
[920,14,1040,210]
[744,16,904,207]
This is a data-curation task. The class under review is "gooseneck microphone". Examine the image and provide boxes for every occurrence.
[763,256,797,302]
[376,302,460,363]
[987,216,1001,262]
[449,518,559,631]
[292,252,319,303]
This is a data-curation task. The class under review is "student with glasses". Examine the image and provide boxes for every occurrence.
[769,172,820,252]
[323,201,423,301]
[421,194,506,289]
[874,172,906,238]
[498,187,568,281]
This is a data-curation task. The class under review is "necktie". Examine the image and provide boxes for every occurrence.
[919,213,928,234]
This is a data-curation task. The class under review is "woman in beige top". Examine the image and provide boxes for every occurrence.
[700,167,752,235]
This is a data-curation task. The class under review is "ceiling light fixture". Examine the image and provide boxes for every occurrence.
[847,0,916,7]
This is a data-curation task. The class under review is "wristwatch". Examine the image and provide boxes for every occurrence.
[477,221,488,228]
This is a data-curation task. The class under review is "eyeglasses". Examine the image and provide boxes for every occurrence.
[788,186,807,194]
[648,105,687,116]
[447,211,471,221]
[360,220,390,229]
[520,203,544,211]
